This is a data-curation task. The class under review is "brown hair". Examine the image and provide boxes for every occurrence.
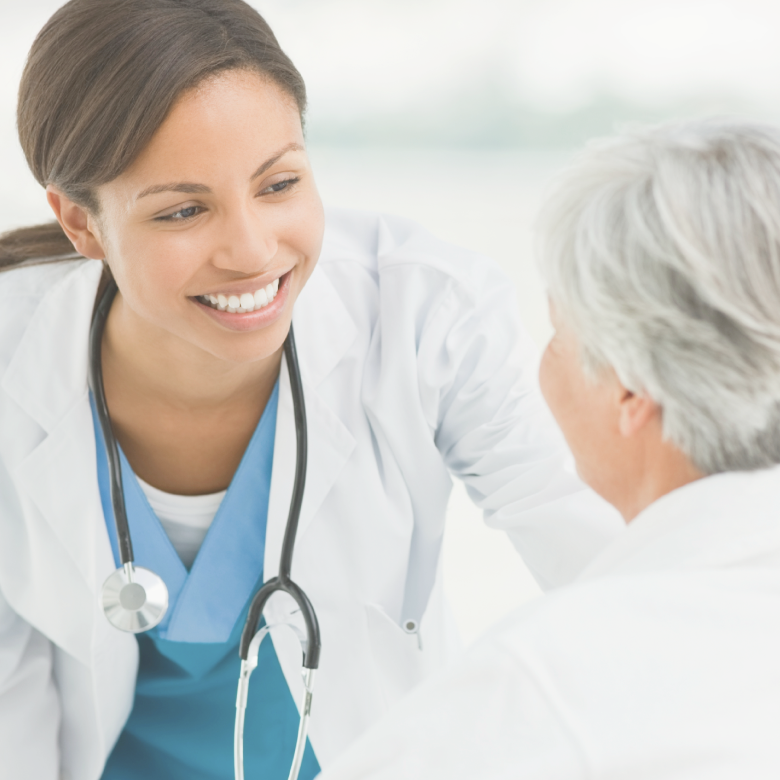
[0,0,306,269]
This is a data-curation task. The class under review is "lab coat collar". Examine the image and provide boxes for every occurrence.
[1,260,115,666]
[2,260,101,433]
[292,260,358,387]
[577,466,780,583]
[263,262,358,583]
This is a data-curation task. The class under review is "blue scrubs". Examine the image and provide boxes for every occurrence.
[91,384,320,779]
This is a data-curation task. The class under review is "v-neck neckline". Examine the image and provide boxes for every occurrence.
[92,382,279,643]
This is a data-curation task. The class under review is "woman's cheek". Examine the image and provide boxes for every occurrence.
[297,190,325,252]
[290,193,325,281]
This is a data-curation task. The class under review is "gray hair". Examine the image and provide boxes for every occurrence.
[536,119,780,474]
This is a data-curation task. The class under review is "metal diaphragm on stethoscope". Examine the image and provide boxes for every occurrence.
[101,562,169,633]
[89,279,170,634]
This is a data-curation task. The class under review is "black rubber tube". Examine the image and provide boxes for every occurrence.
[239,325,321,669]
[278,327,307,584]
[89,279,134,566]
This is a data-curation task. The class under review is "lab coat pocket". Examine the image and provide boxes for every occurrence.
[365,603,428,711]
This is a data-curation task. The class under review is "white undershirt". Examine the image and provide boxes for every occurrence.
[136,477,226,570]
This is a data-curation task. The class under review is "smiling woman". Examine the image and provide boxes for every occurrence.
[0,2,623,780]
[68,71,321,495]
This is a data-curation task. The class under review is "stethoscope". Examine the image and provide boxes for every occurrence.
[89,279,321,780]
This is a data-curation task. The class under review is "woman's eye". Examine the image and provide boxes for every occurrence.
[263,177,300,195]
[156,205,201,222]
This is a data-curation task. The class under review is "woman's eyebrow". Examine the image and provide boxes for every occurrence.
[136,181,211,200]
[249,142,304,181]
[135,142,305,200]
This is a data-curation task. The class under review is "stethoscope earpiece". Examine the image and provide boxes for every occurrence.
[101,563,169,633]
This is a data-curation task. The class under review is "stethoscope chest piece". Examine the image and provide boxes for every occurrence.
[101,563,169,633]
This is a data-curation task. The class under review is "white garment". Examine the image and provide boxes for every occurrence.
[135,477,226,569]
[0,208,623,780]
[320,466,780,780]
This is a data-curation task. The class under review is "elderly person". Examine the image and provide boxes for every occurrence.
[317,119,780,779]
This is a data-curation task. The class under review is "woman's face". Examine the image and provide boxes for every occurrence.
[93,68,324,365]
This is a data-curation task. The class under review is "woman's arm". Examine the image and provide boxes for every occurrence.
[0,588,60,779]
[418,254,623,590]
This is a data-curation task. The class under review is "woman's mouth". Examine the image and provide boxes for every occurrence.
[191,271,292,333]
[196,276,280,313]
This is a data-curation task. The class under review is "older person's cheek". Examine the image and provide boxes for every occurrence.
[539,339,570,429]
[539,334,602,485]
[539,347,553,405]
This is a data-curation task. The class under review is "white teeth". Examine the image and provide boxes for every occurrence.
[204,277,281,313]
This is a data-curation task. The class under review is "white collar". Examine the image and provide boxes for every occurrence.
[578,466,780,582]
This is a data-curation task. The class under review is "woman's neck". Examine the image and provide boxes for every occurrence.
[103,292,282,411]
[100,293,282,495]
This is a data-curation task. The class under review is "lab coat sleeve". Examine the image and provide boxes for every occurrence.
[0,587,60,780]
[418,258,623,589]
[315,633,586,780]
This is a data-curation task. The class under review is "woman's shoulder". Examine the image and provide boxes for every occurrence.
[0,258,102,381]
[0,257,98,299]
[321,206,506,294]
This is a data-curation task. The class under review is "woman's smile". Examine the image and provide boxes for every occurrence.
[197,276,280,313]
[192,269,292,332]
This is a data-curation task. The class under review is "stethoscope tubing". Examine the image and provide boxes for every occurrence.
[89,277,135,566]
[239,329,321,670]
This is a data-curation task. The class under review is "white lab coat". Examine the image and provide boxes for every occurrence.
[319,466,780,780]
[0,208,622,780]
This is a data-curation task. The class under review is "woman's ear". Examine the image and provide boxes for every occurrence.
[617,387,660,438]
[46,185,106,260]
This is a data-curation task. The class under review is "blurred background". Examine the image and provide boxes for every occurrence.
[2,0,778,644]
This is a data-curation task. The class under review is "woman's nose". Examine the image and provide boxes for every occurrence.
[210,206,278,274]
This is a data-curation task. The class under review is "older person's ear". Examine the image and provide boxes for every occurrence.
[46,185,106,260]
[617,389,660,438]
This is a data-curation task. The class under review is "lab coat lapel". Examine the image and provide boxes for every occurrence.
[2,260,102,433]
[10,399,107,664]
[263,265,357,582]
[263,265,358,736]
[0,260,113,665]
